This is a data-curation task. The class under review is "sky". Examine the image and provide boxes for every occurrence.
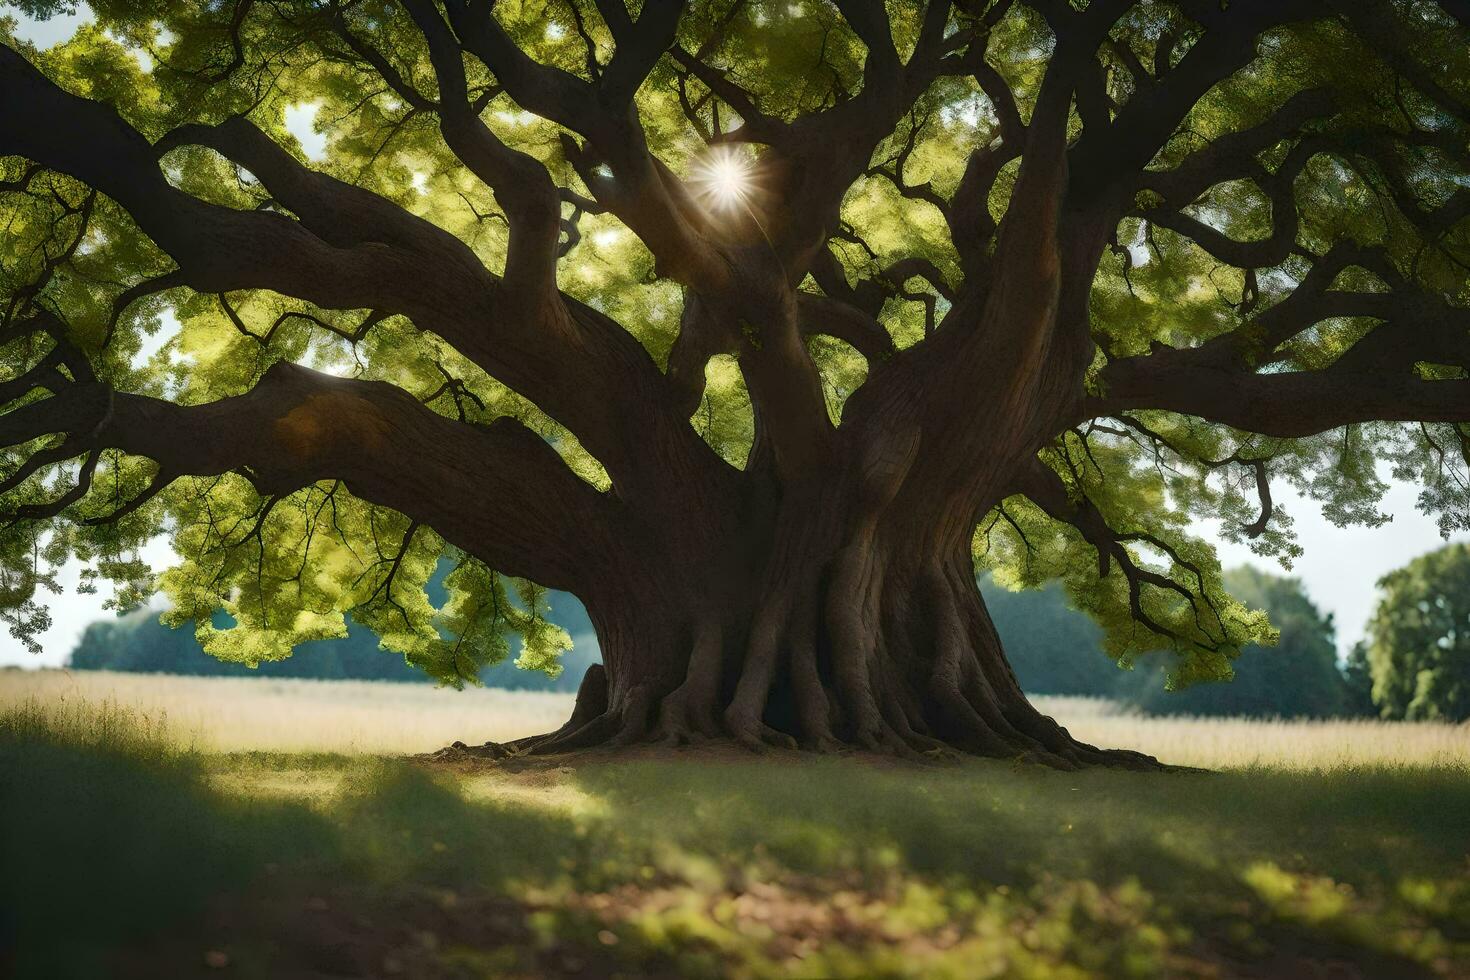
[3,3,92,48]
[1,5,1466,669]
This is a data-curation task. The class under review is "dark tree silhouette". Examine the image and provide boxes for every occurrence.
[1,1,1468,765]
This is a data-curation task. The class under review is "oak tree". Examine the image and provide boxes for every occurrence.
[2,0,1468,765]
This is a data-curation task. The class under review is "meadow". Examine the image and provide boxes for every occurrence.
[2,670,1468,978]
[4,668,1467,769]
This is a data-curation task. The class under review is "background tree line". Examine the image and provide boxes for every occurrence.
[69,575,601,693]
[69,545,1470,721]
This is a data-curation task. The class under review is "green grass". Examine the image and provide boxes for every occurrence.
[2,701,1468,978]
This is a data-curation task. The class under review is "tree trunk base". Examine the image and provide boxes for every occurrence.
[424,665,1185,772]
[425,741,1182,772]
[422,539,1211,774]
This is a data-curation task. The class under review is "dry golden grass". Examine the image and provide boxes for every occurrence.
[2,669,1466,768]
[0,669,574,754]
[1034,695,1470,770]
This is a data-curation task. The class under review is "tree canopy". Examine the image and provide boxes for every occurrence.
[0,0,1468,753]
[1364,542,1470,721]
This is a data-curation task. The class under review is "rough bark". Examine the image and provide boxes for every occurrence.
[456,494,1160,769]
[446,383,1161,766]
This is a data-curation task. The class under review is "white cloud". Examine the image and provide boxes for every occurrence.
[130,307,182,370]
[284,102,327,162]
[104,29,151,71]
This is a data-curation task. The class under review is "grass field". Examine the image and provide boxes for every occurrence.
[3,668,1467,769]
[2,671,1469,978]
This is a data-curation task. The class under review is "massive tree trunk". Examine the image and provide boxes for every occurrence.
[469,444,1158,769]
[490,550,1156,768]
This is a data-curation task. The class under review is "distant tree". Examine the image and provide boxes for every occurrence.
[70,584,602,690]
[1341,641,1378,717]
[70,607,423,680]
[1127,567,1346,718]
[1364,543,1470,721]
[983,576,1124,697]
[69,607,201,674]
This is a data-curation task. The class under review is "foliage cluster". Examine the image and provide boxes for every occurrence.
[1362,543,1470,722]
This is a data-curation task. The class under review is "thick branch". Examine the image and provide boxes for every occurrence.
[1068,0,1327,204]
[8,361,610,589]
[1,42,495,324]
[1092,354,1470,438]
[2,42,728,508]
[400,0,561,290]
[1139,87,1336,206]
[441,0,726,288]
[795,293,897,362]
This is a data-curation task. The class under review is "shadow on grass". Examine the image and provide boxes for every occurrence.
[568,755,1470,886]
[2,702,1466,977]
[561,756,1468,975]
[0,701,335,977]
[0,702,605,978]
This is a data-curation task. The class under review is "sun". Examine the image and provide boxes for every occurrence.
[691,146,756,212]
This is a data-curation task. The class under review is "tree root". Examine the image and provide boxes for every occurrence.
[426,723,1183,770]
[425,675,1185,772]
[424,549,1193,773]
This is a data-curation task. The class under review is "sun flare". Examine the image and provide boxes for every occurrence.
[692,147,756,211]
